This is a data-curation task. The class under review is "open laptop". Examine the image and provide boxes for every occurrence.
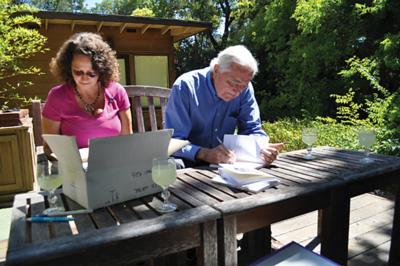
[43,130,172,210]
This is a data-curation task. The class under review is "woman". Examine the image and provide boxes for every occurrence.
[42,32,132,155]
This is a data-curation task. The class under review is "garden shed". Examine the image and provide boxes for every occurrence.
[25,11,211,100]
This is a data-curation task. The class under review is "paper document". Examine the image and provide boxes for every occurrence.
[79,148,89,162]
[212,175,277,193]
[213,165,279,193]
[219,164,278,185]
[168,138,190,156]
[222,134,269,168]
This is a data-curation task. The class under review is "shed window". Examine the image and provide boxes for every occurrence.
[134,56,169,88]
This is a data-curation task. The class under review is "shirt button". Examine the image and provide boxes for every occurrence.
[215,128,218,132]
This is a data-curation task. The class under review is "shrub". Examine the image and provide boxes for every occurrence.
[263,118,360,153]
[0,0,47,110]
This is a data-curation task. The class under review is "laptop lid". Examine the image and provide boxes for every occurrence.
[42,134,89,208]
[43,129,172,210]
[84,129,172,209]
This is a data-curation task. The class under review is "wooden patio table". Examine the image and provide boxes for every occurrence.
[6,190,220,265]
[314,147,400,266]
[6,146,400,266]
[173,146,400,265]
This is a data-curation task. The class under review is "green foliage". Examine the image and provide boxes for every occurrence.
[0,0,47,110]
[17,0,85,12]
[90,0,141,15]
[379,33,400,71]
[263,118,360,153]
[243,0,400,124]
[329,89,362,125]
[131,7,154,17]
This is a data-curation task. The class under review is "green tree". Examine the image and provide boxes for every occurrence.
[90,0,140,15]
[0,0,47,110]
[131,7,154,17]
[245,0,400,121]
[90,0,257,74]
[16,0,85,12]
[143,0,253,75]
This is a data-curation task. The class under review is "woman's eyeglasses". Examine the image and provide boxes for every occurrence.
[72,69,98,78]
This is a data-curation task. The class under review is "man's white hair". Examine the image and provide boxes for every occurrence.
[210,45,258,77]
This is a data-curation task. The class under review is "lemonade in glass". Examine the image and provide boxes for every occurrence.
[151,157,177,213]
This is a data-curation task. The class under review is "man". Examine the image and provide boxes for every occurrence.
[166,45,283,167]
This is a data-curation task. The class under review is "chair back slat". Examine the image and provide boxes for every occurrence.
[32,100,43,147]
[147,96,158,131]
[133,96,146,133]
[124,85,171,132]
[160,97,167,129]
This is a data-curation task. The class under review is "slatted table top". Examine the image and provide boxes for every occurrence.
[6,146,400,266]
[6,190,220,265]
[175,147,400,214]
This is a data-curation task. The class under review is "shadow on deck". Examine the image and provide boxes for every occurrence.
[271,193,394,266]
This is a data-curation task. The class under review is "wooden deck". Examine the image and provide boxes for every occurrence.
[271,192,394,266]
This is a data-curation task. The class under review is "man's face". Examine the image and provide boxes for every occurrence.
[212,63,253,101]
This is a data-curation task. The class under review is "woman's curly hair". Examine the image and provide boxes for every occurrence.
[50,32,119,88]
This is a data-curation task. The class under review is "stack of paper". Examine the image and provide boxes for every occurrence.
[222,134,270,168]
[213,164,279,192]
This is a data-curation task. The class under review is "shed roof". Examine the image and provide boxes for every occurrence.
[36,11,212,42]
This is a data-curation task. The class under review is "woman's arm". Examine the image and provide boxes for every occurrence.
[118,108,133,134]
[41,116,61,156]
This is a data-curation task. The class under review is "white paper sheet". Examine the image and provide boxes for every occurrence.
[218,165,279,186]
[218,134,270,168]
[168,138,190,156]
[212,175,278,193]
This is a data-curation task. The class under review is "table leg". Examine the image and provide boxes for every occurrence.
[218,215,237,266]
[239,226,271,265]
[389,185,400,266]
[197,220,218,266]
[320,186,350,266]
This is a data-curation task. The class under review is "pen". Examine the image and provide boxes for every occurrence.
[46,209,93,217]
[217,136,231,153]
[27,216,75,223]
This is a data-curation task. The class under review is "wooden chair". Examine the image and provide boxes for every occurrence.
[124,85,171,132]
[32,85,171,144]
[31,99,44,147]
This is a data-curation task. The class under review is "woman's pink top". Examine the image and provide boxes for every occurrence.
[42,82,130,148]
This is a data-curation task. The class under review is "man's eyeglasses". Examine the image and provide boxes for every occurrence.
[72,69,98,78]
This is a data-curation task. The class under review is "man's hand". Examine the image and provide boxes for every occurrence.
[196,145,236,164]
[260,143,284,165]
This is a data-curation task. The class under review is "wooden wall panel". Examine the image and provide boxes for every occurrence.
[9,24,175,103]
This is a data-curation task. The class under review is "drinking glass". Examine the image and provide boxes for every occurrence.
[358,128,376,164]
[302,128,317,160]
[37,159,65,215]
[151,157,177,213]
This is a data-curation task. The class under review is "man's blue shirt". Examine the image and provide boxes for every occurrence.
[165,67,266,161]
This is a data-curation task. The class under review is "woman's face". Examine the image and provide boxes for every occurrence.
[71,54,99,89]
